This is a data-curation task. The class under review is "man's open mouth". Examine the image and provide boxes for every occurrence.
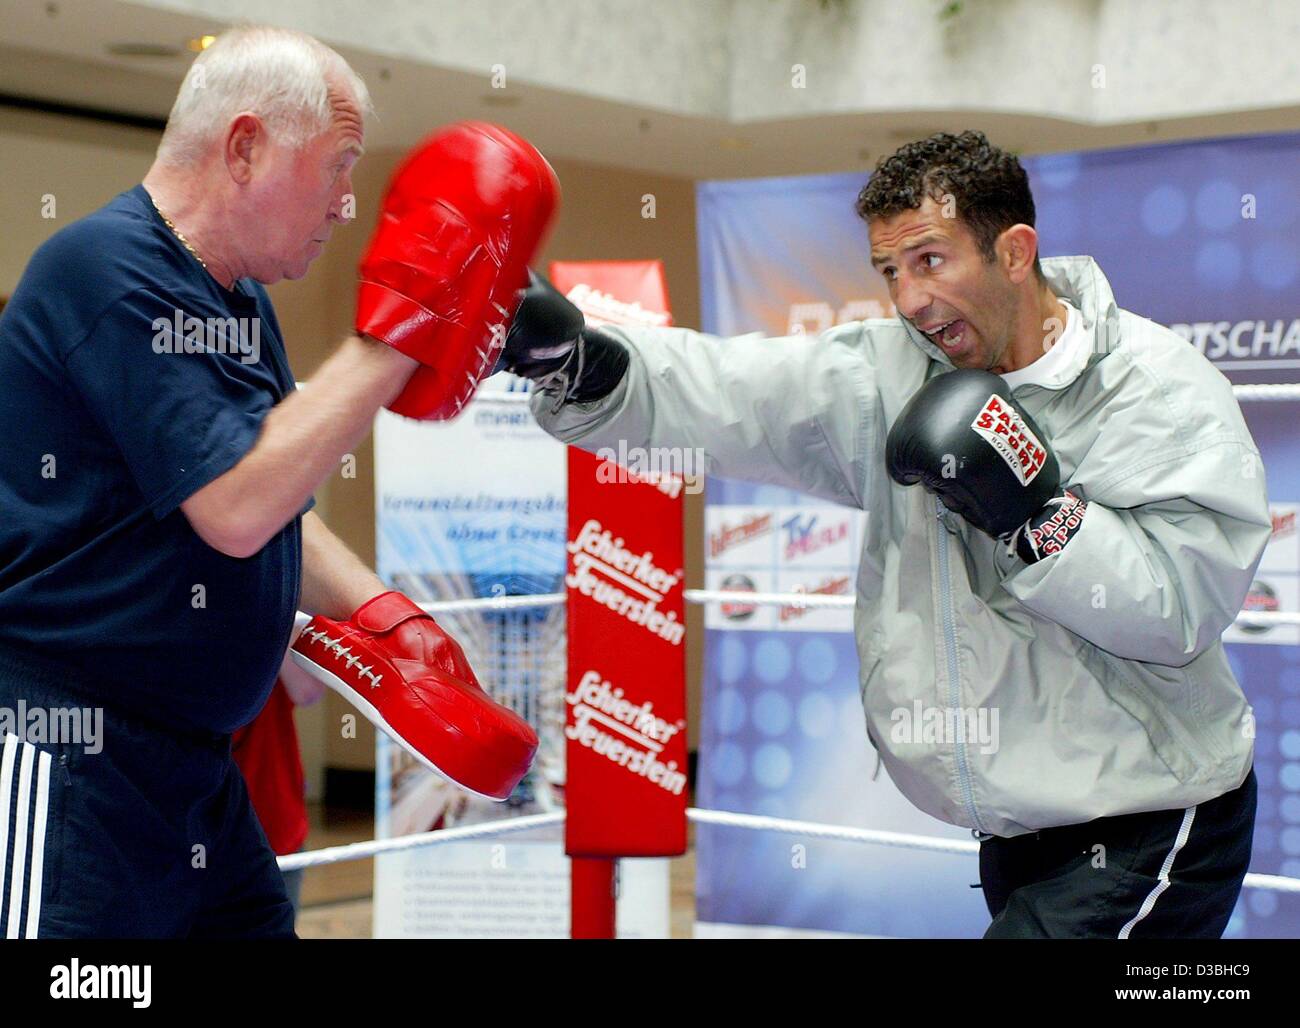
[925,319,967,348]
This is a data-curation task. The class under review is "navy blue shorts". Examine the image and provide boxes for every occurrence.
[0,643,295,939]
[979,767,1257,939]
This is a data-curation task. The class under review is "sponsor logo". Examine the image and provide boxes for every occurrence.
[779,575,851,623]
[473,408,533,429]
[565,669,687,795]
[970,394,1047,486]
[1171,319,1300,363]
[786,298,894,335]
[781,513,850,561]
[709,512,774,558]
[566,519,685,645]
[566,283,671,328]
[1240,579,1279,635]
[1271,509,1296,540]
[718,573,758,620]
[1026,491,1087,559]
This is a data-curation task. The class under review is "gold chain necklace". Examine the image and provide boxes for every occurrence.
[149,193,208,271]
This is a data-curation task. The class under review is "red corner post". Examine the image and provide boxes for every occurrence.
[570,857,618,939]
[553,260,687,940]
[564,447,689,939]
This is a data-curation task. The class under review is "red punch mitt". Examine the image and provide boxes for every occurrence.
[357,121,559,421]
[356,122,559,421]
[291,591,538,801]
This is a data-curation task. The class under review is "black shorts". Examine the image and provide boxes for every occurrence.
[979,767,1257,939]
[0,643,295,939]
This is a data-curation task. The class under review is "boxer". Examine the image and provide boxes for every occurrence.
[501,131,1267,939]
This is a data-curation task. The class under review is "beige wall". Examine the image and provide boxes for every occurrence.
[0,107,155,291]
[1,108,706,792]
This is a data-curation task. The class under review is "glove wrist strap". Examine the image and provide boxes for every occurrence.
[351,591,429,632]
[1005,490,1088,564]
[539,327,629,411]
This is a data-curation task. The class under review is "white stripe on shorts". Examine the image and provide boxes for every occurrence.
[1118,804,1198,939]
[1,734,53,939]
[0,734,16,933]
[24,749,52,939]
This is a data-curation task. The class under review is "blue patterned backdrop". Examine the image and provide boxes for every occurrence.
[695,130,1300,938]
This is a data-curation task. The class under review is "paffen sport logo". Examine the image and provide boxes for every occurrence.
[970,394,1047,486]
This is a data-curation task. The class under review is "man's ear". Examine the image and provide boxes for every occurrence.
[998,223,1039,285]
[224,113,261,185]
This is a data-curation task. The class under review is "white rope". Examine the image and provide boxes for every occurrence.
[1231,611,1300,627]
[683,589,1300,627]
[684,808,1300,894]
[276,812,563,871]
[413,589,1300,626]
[478,384,1299,403]
[418,593,565,615]
[684,588,855,609]
[410,585,1297,624]
[278,807,1299,894]
[1241,872,1300,896]
[470,384,1297,408]
[347,381,1295,407]
[1233,384,1300,401]
[687,807,977,855]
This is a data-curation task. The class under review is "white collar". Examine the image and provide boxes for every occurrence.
[999,298,1091,391]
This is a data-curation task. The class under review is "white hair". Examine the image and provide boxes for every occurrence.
[156,24,373,165]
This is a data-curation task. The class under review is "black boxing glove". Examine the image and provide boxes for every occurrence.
[886,369,1085,562]
[496,270,629,407]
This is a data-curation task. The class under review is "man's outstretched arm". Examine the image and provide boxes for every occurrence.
[505,272,888,510]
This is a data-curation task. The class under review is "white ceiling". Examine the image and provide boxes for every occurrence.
[2,0,1297,179]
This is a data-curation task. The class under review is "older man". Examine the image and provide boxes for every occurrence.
[0,26,542,937]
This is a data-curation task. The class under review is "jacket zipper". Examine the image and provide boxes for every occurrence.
[934,496,987,833]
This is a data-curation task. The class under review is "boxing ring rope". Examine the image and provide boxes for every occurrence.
[475,384,1300,403]
[313,378,1300,926]
[420,593,565,614]
[277,812,565,872]
[1233,384,1300,401]
[278,806,1300,895]
[414,592,1300,628]
[685,589,854,609]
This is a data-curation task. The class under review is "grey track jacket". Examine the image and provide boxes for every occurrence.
[532,256,1269,837]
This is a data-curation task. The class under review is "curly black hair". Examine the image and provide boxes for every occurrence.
[855,130,1041,277]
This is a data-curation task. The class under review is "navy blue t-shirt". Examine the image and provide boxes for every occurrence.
[0,185,307,734]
